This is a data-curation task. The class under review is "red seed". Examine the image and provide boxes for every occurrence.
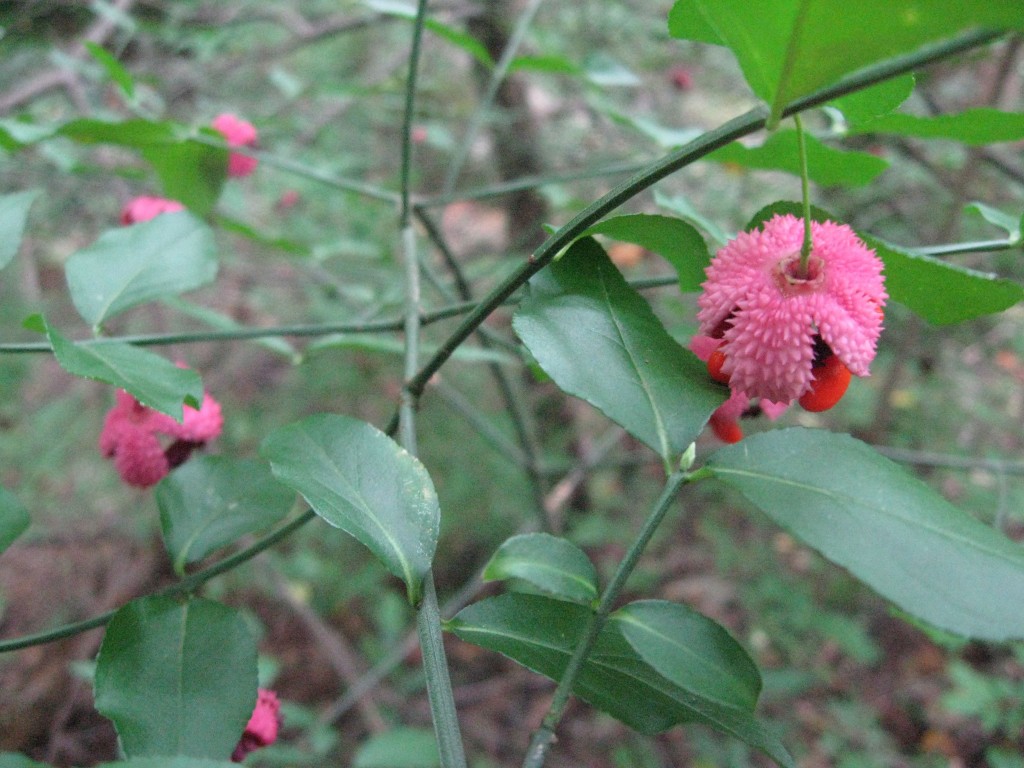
[799,355,852,412]
[706,348,731,384]
[710,413,743,443]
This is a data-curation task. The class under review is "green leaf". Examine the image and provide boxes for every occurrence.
[45,323,202,419]
[306,334,515,366]
[653,190,731,246]
[848,108,1024,145]
[706,428,1024,641]
[59,118,181,146]
[613,600,761,711]
[965,202,1022,241]
[668,1,1024,125]
[512,237,724,466]
[0,189,40,270]
[161,297,297,359]
[84,41,136,98]
[0,119,56,151]
[827,74,915,126]
[0,487,30,555]
[744,200,832,232]
[261,414,439,606]
[508,54,581,75]
[56,118,227,215]
[482,533,599,605]
[65,211,218,328]
[583,214,711,291]
[94,595,258,759]
[867,236,1023,325]
[143,140,228,217]
[353,728,440,768]
[604,107,702,149]
[362,0,494,67]
[156,456,295,573]
[583,52,641,87]
[708,130,888,187]
[747,201,1024,324]
[448,593,793,766]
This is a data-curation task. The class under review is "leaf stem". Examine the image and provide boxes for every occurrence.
[794,114,814,273]
[0,304,479,354]
[0,509,316,654]
[189,134,399,204]
[398,3,468,764]
[401,27,1004,403]
[522,469,693,768]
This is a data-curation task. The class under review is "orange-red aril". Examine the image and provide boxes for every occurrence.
[706,348,731,384]
[710,413,743,443]
[798,355,852,412]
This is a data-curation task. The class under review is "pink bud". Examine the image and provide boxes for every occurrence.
[120,196,185,225]
[212,113,259,178]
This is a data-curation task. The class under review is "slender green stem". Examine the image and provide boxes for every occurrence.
[189,134,399,204]
[793,114,814,273]
[399,0,428,225]
[398,3,467,764]
[420,159,650,208]
[0,304,480,354]
[416,574,466,768]
[407,107,766,405]
[415,206,552,531]
[399,226,422,454]
[0,509,316,654]
[522,469,693,768]
[403,28,1005,403]
[908,238,1020,257]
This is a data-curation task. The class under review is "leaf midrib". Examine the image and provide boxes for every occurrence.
[596,260,671,462]
[710,464,1024,566]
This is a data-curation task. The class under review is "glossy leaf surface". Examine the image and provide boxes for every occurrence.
[449,593,793,766]
[44,323,203,419]
[56,340,203,416]
[84,42,136,98]
[261,414,439,605]
[613,600,761,711]
[0,189,39,270]
[668,1,1024,124]
[965,202,1022,241]
[746,201,1023,324]
[143,140,228,217]
[849,108,1024,145]
[707,428,1024,640]
[94,595,258,758]
[709,130,888,187]
[0,487,30,555]
[513,237,724,465]
[867,236,1023,325]
[827,74,915,125]
[483,533,599,605]
[65,211,217,328]
[157,456,295,572]
[583,213,711,290]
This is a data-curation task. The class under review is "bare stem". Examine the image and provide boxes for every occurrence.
[794,114,814,274]
[521,469,694,768]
